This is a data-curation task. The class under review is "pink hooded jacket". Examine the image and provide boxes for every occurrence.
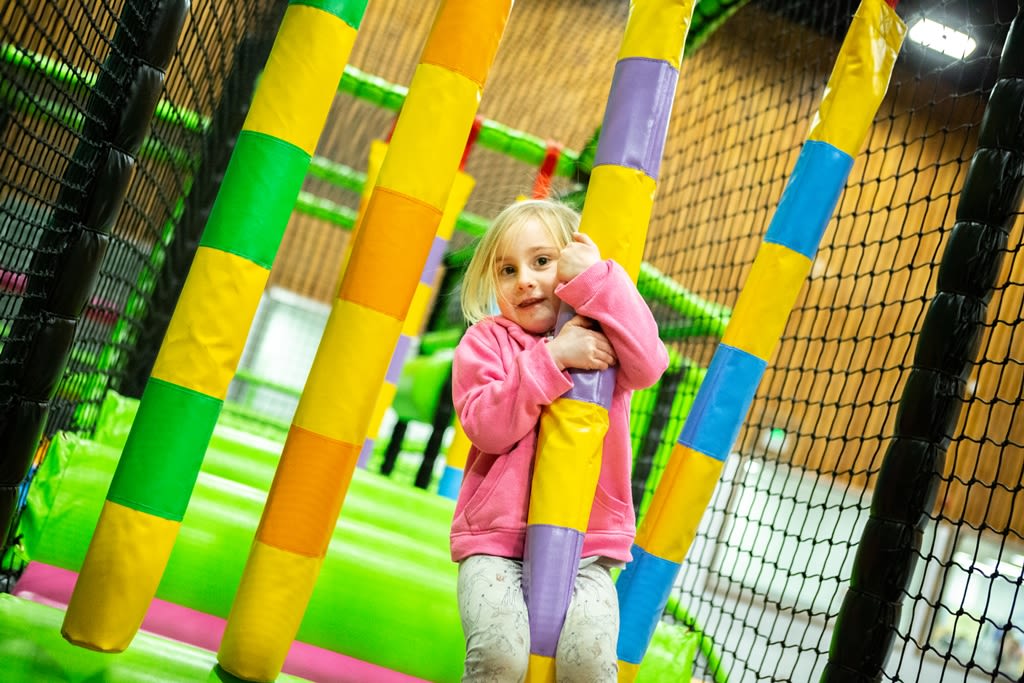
[449,259,669,564]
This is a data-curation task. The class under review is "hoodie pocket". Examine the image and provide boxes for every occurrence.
[463,452,530,532]
[590,481,628,528]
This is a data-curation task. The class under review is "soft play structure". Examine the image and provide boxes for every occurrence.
[3,1,1024,682]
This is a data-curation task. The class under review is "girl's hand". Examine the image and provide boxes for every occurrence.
[557,232,602,283]
[547,315,617,371]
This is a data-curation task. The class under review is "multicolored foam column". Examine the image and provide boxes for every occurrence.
[522,2,696,680]
[59,0,368,653]
[357,142,476,470]
[216,2,512,680]
[614,1,905,678]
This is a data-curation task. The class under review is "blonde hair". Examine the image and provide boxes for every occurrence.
[460,199,580,324]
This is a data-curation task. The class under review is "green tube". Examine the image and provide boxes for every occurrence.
[1,43,209,133]
[293,190,359,229]
[22,432,464,682]
[0,594,307,683]
[306,155,366,194]
[338,65,581,178]
[638,262,731,339]
[0,75,194,167]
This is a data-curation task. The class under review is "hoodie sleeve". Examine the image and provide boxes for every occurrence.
[452,320,573,454]
[555,259,669,391]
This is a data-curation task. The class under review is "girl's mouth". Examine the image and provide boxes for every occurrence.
[518,297,544,308]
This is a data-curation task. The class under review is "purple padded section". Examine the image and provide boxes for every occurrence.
[555,305,617,408]
[523,524,586,657]
[356,438,374,469]
[566,366,616,408]
[594,57,678,180]
[420,235,448,285]
[386,334,413,385]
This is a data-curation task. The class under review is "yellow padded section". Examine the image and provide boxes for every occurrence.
[721,241,812,362]
[218,540,322,682]
[376,63,480,209]
[529,399,609,530]
[580,165,655,281]
[617,0,696,69]
[294,298,402,444]
[445,418,472,471]
[62,501,179,652]
[151,246,266,399]
[635,443,724,562]
[618,660,641,683]
[807,0,905,156]
[242,4,357,155]
[525,653,558,683]
[366,381,399,451]
[404,283,434,337]
[440,170,476,240]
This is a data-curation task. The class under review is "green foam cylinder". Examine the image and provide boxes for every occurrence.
[0,594,307,683]
[200,130,310,269]
[109,377,222,521]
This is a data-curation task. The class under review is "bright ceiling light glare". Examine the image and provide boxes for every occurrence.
[908,17,977,60]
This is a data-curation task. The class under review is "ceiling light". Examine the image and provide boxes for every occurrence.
[908,17,977,60]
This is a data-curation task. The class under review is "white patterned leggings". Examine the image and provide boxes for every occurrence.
[457,554,619,683]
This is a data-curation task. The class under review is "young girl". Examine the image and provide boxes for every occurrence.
[450,199,668,682]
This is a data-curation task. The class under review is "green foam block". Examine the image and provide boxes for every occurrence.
[0,594,308,683]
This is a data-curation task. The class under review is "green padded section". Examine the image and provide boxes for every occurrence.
[291,0,368,28]
[200,130,309,269]
[107,377,221,521]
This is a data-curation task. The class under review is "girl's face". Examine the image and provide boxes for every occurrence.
[494,217,562,334]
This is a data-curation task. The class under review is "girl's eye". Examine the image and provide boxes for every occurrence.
[536,256,550,266]
[500,265,515,276]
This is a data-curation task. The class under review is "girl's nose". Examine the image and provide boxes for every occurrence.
[516,271,534,289]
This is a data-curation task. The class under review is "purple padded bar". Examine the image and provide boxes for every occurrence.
[523,524,586,657]
[420,235,449,285]
[593,57,679,180]
[556,303,617,408]
[386,334,413,385]
[356,438,375,468]
[566,366,616,409]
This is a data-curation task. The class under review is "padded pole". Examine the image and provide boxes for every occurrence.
[216,3,513,680]
[822,4,1024,680]
[615,2,905,678]
[62,0,368,654]
[0,0,188,548]
[523,1,696,680]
